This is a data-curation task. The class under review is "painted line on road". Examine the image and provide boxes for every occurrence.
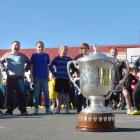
[0,127,5,129]
[117,119,140,123]
[0,125,5,129]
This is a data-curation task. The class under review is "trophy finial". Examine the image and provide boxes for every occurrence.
[93,44,97,54]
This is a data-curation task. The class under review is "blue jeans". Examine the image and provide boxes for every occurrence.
[33,78,49,108]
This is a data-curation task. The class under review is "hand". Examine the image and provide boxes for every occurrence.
[2,78,7,85]
[119,80,123,84]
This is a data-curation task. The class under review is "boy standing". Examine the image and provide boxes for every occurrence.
[31,41,50,114]
[0,41,30,115]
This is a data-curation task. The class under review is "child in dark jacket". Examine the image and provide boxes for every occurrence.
[124,67,138,108]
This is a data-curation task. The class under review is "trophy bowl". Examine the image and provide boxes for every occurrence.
[67,49,116,132]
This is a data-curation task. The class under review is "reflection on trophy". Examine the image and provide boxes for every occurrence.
[67,47,116,132]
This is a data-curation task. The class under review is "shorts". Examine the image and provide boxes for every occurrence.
[55,78,70,94]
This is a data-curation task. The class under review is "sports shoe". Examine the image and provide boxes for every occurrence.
[0,109,3,115]
[65,109,70,114]
[127,108,132,115]
[21,111,28,116]
[106,106,112,111]
[34,108,39,114]
[45,108,52,114]
[111,104,117,110]
[130,109,140,115]
[4,110,13,115]
[54,108,60,114]
[118,103,125,110]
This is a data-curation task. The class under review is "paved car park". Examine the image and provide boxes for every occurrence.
[0,109,140,140]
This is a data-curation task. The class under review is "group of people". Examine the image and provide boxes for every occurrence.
[0,41,89,115]
[108,48,140,115]
[0,41,140,115]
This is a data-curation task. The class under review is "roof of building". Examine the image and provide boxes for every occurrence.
[0,44,140,59]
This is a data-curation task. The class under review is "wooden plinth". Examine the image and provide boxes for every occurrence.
[76,112,116,132]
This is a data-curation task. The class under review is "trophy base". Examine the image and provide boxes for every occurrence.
[76,112,116,132]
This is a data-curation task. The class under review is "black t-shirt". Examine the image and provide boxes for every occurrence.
[124,74,138,91]
[74,54,84,60]
[134,57,140,70]
[70,54,84,76]
[112,59,127,84]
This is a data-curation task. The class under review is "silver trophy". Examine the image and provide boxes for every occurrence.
[67,47,116,132]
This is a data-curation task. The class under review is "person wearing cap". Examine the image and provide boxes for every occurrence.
[73,43,89,113]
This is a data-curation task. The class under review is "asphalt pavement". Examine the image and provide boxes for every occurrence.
[0,108,140,140]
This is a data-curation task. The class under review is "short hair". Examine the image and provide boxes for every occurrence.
[131,67,139,73]
[110,47,118,53]
[11,41,21,46]
[35,41,44,47]
[80,43,89,50]
[58,45,68,55]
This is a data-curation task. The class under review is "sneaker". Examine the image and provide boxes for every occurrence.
[118,103,125,110]
[106,106,112,111]
[0,109,3,115]
[130,109,140,115]
[127,108,132,115]
[45,108,52,114]
[111,104,117,110]
[65,109,70,114]
[34,108,39,114]
[21,111,28,116]
[54,108,60,114]
[77,107,82,114]
[4,110,13,115]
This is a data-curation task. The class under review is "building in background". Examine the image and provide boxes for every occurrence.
[0,44,140,60]
[0,44,140,81]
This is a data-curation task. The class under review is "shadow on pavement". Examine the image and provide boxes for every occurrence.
[0,112,76,119]
[117,128,140,132]
[0,114,44,119]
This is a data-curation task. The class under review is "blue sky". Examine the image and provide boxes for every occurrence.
[0,0,140,49]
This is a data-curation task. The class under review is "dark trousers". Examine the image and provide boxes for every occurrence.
[6,76,27,112]
[76,94,86,113]
[0,84,5,108]
[74,80,86,113]
[133,81,140,110]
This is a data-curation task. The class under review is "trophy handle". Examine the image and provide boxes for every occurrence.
[105,91,113,99]
[67,61,82,94]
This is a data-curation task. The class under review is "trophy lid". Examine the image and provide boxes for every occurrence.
[77,46,113,63]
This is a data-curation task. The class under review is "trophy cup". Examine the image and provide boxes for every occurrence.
[67,47,116,132]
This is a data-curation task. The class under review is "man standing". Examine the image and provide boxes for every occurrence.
[110,48,132,114]
[73,43,89,113]
[31,41,50,114]
[49,45,72,113]
[0,41,30,115]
